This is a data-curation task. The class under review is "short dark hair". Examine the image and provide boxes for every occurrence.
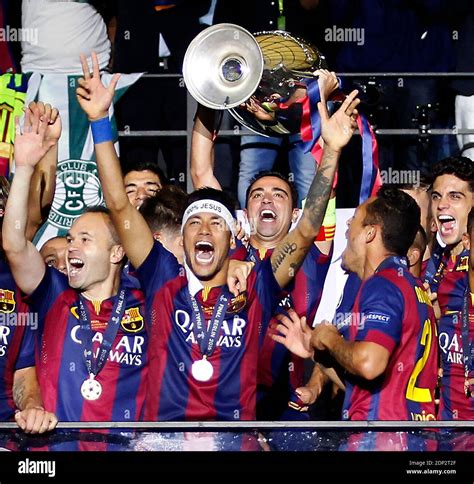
[245,171,298,209]
[140,185,187,234]
[363,186,421,256]
[122,160,167,185]
[430,156,474,192]
[186,187,238,218]
[412,225,428,254]
[83,206,120,245]
[468,207,474,235]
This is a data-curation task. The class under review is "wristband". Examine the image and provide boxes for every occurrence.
[315,196,336,242]
[91,116,113,144]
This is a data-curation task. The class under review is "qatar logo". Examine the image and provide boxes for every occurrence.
[49,159,104,230]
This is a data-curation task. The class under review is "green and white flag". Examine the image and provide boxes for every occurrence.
[23,72,142,248]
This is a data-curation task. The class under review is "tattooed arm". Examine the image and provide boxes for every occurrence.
[271,90,360,288]
[311,322,390,380]
[13,367,58,433]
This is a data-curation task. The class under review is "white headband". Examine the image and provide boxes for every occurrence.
[181,199,235,236]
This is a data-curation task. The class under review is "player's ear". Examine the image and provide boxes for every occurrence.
[291,208,300,224]
[407,246,421,268]
[179,235,184,247]
[366,225,376,243]
[462,232,470,251]
[110,244,125,264]
[153,231,161,242]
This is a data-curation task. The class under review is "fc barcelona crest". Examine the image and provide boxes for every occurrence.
[121,307,144,333]
[0,289,15,313]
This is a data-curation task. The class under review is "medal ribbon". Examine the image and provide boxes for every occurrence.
[187,287,232,358]
[78,287,127,377]
[461,286,474,389]
[423,239,446,292]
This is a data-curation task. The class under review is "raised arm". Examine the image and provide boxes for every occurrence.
[190,104,221,189]
[25,102,61,241]
[76,52,154,269]
[3,107,57,295]
[271,90,360,288]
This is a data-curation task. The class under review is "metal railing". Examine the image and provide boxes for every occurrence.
[119,72,474,191]
[1,420,473,429]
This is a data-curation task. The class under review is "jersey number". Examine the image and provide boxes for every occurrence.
[406,319,433,403]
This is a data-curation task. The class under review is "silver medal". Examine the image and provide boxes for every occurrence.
[191,357,214,382]
[81,375,103,401]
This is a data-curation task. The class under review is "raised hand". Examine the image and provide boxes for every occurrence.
[270,309,314,359]
[315,69,339,104]
[76,52,121,121]
[14,107,56,169]
[29,101,62,144]
[318,89,360,153]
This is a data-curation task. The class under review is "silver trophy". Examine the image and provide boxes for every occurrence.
[183,23,327,137]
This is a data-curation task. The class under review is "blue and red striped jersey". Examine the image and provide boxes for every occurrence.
[28,267,147,422]
[233,243,331,419]
[0,259,35,421]
[438,284,474,420]
[435,249,469,316]
[343,257,438,421]
[334,272,362,336]
[140,241,281,421]
[432,248,470,419]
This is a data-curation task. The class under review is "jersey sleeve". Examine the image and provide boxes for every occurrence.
[27,267,69,335]
[14,325,35,370]
[135,240,182,295]
[355,275,404,353]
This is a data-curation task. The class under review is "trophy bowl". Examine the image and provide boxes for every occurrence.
[183,24,327,137]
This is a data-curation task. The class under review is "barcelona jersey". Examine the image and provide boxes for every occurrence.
[0,259,35,420]
[232,241,332,419]
[140,241,281,421]
[28,267,147,422]
[343,257,438,420]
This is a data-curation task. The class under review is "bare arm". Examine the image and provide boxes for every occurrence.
[76,52,154,269]
[4,106,57,295]
[190,104,221,189]
[26,145,57,241]
[13,367,58,434]
[312,323,390,381]
[13,366,43,411]
[271,90,360,288]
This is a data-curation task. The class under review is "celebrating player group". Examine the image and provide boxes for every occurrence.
[0,52,472,439]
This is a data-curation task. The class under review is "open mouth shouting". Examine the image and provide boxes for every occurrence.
[194,240,215,265]
[68,257,85,278]
[438,214,457,238]
[259,209,277,223]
